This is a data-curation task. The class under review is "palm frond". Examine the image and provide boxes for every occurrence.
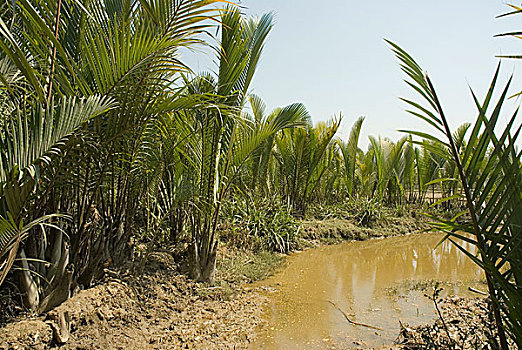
[389,40,522,347]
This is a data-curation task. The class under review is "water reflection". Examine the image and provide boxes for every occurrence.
[252,232,484,349]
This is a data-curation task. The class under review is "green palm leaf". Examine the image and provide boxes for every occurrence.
[0,95,115,184]
[389,40,522,348]
[338,117,364,196]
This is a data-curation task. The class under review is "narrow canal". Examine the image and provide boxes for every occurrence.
[252,232,484,349]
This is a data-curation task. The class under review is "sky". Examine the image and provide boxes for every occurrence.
[183,1,522,149]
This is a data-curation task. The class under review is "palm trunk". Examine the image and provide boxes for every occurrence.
[189,241,217,283]
[19,249,39,311]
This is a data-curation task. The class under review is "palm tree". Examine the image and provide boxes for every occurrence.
[245,94,311,195]
[338,117,365,197]
[368,135,407,203]
[389,40,522,348]
[178,7,308,282]
[274,117,341,216]
[0,0,220,310]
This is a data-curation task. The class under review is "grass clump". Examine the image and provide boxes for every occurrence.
[220,196,300,254]
[216,246,284,285]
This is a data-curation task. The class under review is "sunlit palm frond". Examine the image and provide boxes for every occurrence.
[338,117,364,196]
[389,40,522,348]
[0,95,115,184]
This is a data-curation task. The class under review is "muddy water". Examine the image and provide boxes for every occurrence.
[252,232,485,349]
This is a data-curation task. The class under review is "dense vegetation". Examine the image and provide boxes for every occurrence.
[0,0,520,348]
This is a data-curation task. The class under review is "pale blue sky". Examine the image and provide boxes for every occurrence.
[185,1,522,148]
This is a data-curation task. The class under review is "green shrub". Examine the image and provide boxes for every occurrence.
[220,197,300,253]
[307,197,382,227]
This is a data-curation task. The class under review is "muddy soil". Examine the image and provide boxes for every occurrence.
[0,252,267,350]
[396,296,500,349]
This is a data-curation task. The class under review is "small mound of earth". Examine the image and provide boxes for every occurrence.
[395,296,500,349]
[0,252,266,350]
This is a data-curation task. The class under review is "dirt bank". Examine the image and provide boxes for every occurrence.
[0,252,266,350]
[300,212,427,246]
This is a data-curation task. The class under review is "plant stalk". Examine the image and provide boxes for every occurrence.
[47,0,62,105]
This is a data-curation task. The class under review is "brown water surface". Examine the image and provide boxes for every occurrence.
[252,232,485,349]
